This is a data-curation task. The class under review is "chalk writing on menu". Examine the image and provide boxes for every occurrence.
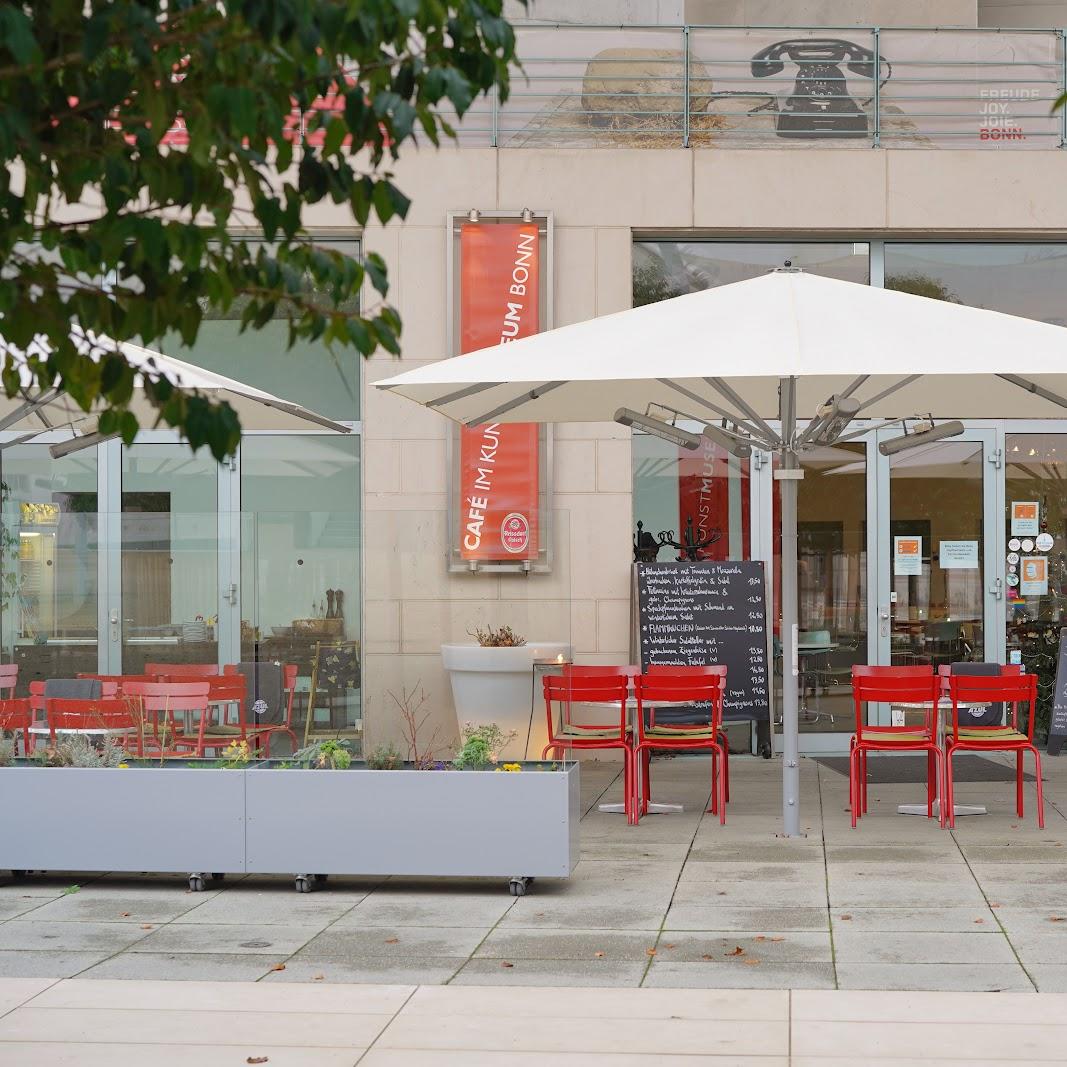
[635,561,770,722]
[1047,629,1067,756]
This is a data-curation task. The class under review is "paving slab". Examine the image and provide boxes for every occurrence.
[496,901,668,931]
[77,951,281,982]
[171,891,361,926]
[0,977,57,1016]
[828,907,996,932]
[663,904,829,931]
[334,893,515,929]
[654,931,832,964]
[474,929,655,962]
[0,1043,362,1066]
[792,989,1062,1022]
[128,923,316,956]
[832,930,1017,965]
[642,960,836,989]
[18,891,202,925]
[834,962,1033,992]
[451,959,647,987]
[0,920,153,953]
[1026,966,1067,992]
[0,950,111,978]
[295,926,489,960]
[265,958,466,985]
[361,1053,785,1066]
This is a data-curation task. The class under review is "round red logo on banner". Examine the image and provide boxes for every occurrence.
[500,512,531,554]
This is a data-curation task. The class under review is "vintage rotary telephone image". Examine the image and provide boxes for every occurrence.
[750,37,891,138]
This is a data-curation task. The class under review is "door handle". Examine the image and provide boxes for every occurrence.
[223,583,238,606]
[989,577,1003,600]
[879,609,890,638]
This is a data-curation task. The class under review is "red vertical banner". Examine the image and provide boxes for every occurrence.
[458,223,540,562]
[676,438,750,561]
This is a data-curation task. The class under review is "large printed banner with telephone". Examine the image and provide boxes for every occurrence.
[458,223,540,562]
[675,437,750,562]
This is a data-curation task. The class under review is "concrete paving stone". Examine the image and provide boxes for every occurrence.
[128,923,317,956]
[687,843,823,863]
[0,920,153,953]
[0,951,110,978]
[993,906,1067,931]
[1000,933,1067,965]
[360,1053,787,1067]
[829,907,996,932]
[825,845,963,864]
[0,1006,393,1047]
[294,926,489,960]
[827,862,975,885]
[956,843,1067,863]
[834,963,1034,992]
[18,892,202,925]
[264,958,466,985]
[1027,966,1067,992]
[171,891,361,927]
[832,930,1019,965]
[792,1019,1067,1060]
[664,905,829,932]
[0,977,57,1016]
[678,862,827,885]
[969,862,1067,885]
[405,984,788,1020]
[827,879,988,908]
[579,842,694,863]
[0,897,52,921]
[450,959,648,987]
[334,893,515,929]
[76,952,280,982]
[496,900,668,931]
[375,1011,789,1056]
[966,884,1067,909]
[654,931,832,964]
[0,1044,362,1066]
[642,960,836,990]
[474,929,655,962]
[672,879,829,908]
[793,989,1064,1023]
[34,976,413,1014]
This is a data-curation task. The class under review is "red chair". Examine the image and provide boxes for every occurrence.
[543,672,634,822]
[145,662,220,679]
[645,665,730,811]
[31,680,119,715]
[158,675,259,756]
[0,664,17,697]
[122,681,211,757]
[0,697,32,755]
[633,670,727,825]
[850,666,943,829]
[946,671,1044,829]
[224,663,300,757]
[45,697,137,747]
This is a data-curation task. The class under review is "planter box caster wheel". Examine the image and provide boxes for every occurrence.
[295,875,313,894]
[212,873,225,882]
[509,876,532,897]
[313,874,328,886]
[188,874,206,892]
[759,742,772,760]
[10,871,27,881]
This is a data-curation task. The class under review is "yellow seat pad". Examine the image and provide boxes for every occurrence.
[956,727,1027,743]
[558,724,628,739]
[860,730,932,743]
[645,726,717,739]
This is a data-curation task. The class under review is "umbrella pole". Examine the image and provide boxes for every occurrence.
[778,377,802,837]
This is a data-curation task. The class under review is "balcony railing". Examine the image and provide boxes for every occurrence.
[451,24,1067,149]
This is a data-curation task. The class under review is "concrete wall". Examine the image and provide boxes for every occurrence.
[978,1,1067,26]
[296,146,1067,754]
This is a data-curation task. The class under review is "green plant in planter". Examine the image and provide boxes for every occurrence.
[292,738,353,770]
[468,624,525,647]
[34,736,127,768]
[453,722,517,769]
[0,734,13,767]
[365,741,404,770]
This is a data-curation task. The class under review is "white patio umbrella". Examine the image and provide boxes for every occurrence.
[0,328,351,442]
[376,269,1067,836]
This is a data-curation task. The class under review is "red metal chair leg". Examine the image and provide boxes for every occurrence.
[927,749,936,819]
[717,745,727,826]
[641,748,650,815]
[946,747,956,829]
[718,730,730,803]
[1030,745,1045,829]
[708,750,717,815]
[861,749,869,813]
[933,746,946,829]
[849,746,859,829]
[1017,750,1024,818]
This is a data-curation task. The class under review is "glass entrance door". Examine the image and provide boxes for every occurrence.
[876,428,1001,686]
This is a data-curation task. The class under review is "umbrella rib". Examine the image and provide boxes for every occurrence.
[0,388,61,432]
[425,382,501,408]
[657,380,778,449]
[854,375,921,414]
[703,378,782,446]
[465,381,567,426]
[998,373,1067,411]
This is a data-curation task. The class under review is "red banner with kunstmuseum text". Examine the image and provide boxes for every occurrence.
[458,223,540,562]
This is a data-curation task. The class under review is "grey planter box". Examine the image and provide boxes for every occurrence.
[0,762,579,893]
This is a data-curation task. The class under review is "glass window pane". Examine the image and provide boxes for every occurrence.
[2,448,98,690]
[241,435,361,748]
[121,444,219,672]
[885,243,1067,325]
[634,241,869,305]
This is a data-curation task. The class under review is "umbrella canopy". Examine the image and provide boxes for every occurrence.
[376,270,1067,426]
[377,270,1067,838]
[0,329,351,437]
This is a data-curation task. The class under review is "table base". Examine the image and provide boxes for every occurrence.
[598,801,684,815]
[897,800,987,817]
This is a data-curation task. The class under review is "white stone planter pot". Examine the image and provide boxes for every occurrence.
[441,641,572,760]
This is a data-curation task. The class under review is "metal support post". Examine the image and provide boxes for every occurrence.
[872,28,881,148]
[683,26,691,149]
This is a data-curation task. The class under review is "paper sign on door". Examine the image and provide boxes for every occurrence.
[939,540,979,569]
[894,536,923,576]
[1011,501,1040,536]
[1020,556,1048,596]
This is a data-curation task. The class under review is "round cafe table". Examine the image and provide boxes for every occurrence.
[891,698,992,818]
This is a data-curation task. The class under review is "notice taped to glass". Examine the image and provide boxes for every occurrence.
[634,561,770,722]
[1047,629,1067,756]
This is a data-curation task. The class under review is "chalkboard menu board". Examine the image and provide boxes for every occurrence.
[634,561,770,722]
[1047,629,1067,755]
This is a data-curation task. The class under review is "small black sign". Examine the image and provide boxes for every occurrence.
[634,561,770,722]
[1047,629,1067,755]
